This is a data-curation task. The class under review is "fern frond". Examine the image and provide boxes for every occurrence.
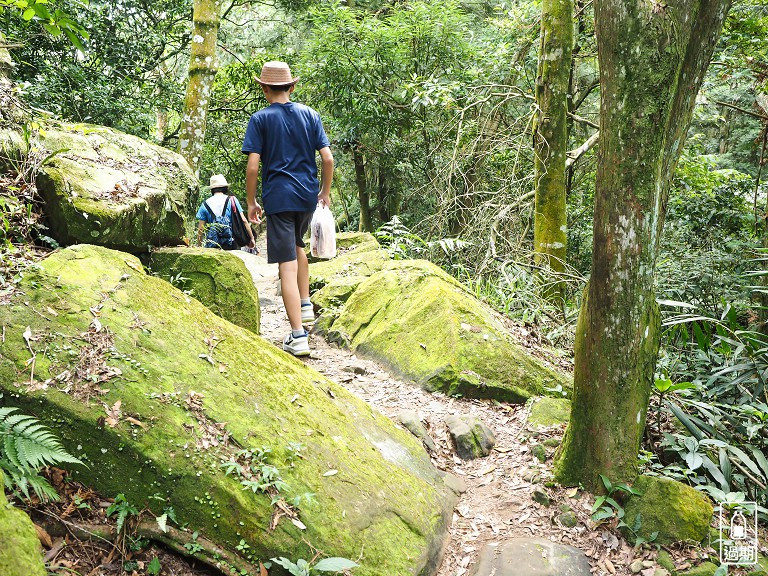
[0,407,82,502]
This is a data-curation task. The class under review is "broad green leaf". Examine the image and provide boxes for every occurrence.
[22,6,34,19]
[314,557,360,571]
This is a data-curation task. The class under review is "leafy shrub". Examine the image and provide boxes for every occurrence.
[650,310,768,511]
[0,407,82,501]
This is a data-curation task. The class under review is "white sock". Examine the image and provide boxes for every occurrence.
[292,328,305,338]
[301,298,311,307]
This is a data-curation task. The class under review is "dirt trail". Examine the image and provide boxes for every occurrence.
[233,247,648,576]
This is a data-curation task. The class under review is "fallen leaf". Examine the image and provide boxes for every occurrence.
[291,518,306,530]
[125,416,147,429]
[566,487,579,498]
[45,307,58,317]
[125,260,142,272]
[323,469,338,476]
[478,465,496,476]
[198,353,214,365]
[34,523,52,548]
[260,562,268,576]
[104,400,122,428]
[23,326,31,345]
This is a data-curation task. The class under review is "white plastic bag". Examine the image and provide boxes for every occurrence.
[310,204,336,259]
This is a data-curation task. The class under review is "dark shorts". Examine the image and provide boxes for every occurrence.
[266,211,313,264]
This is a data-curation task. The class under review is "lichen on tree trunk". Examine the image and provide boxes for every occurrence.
[353,145,373,232]
[533,0,573,294]
[554,0,732,491]
[179,0,222,174]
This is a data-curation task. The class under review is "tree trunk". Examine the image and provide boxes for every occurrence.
[533,0,573,293]
[179,0,222,174]
[353,145,373,232]
[554,0,732,491]
[377,167,390,223]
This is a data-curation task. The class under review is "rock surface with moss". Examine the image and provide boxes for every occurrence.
[27,122,197,252]
[0,471,46,576]
[0,245,456,576]
[623,475,713,544]
[318,258,569,402]
[528,397,571,427]
[309,241,389,294]
[150,247,260,334]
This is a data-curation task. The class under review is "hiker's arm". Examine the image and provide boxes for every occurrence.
[196,220,205,247]
[246,153,263,224]
[242,212,256,247]
[318,146,333,207]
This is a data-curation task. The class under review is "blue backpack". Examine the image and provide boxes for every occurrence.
[202,198,235,249]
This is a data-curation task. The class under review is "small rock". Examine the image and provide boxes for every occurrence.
[630,559,645,573]
[542,437,560,447]
[521,468,541,483]
[532,489,551,507]
[559,504,571,513]
[445,414,495,460]
[397,410,436,453]
[343,362,367,375]
[643,560,655,568]
[654,570,670,576]
[557,511,578,527]
[656,550,675,573]
[531,444,547,462]
[467,538,591,576]
[443,473,467,495]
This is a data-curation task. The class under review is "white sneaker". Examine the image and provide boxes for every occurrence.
[283,331,310,356]
[301,303,315,323]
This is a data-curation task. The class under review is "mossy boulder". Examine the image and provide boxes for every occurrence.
[31,122,197,252]
[0,472,46,576]
[623,476,714,544]
[149,247,260,334]
[0,245,456,576]
[677,562,719,576]
[336,232,378,250]
[322,259,570,402]
[309,246,390,294]
[528,397,571,427]
[306,232,380,264]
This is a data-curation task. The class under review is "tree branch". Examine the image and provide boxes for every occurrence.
[714,100,768,121]
[566,131,599,167]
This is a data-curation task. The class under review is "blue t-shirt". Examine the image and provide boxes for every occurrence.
[241,102,330,214]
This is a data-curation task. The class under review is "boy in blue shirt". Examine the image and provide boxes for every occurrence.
[243,61,334,357]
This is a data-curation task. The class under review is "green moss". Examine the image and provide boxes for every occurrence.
[325,259,570,402]
[623,476,714,545]
[35,122,197,252]
[0,245,455,576]
[528,397,571,427]
[150,247,260,334]
[656,550,675,573]
[677,562,719,576]
[309,247,390,292]
[0,472,46,576]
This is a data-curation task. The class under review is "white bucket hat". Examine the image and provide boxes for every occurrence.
[209,174,229,188]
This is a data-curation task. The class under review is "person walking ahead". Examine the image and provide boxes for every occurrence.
[243,61,334,357]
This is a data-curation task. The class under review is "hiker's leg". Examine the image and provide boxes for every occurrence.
[296,245,310,300]
[279,258,303,332]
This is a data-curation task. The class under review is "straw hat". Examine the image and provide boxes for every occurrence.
[255,61,299,87]
[209,174,229,188]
